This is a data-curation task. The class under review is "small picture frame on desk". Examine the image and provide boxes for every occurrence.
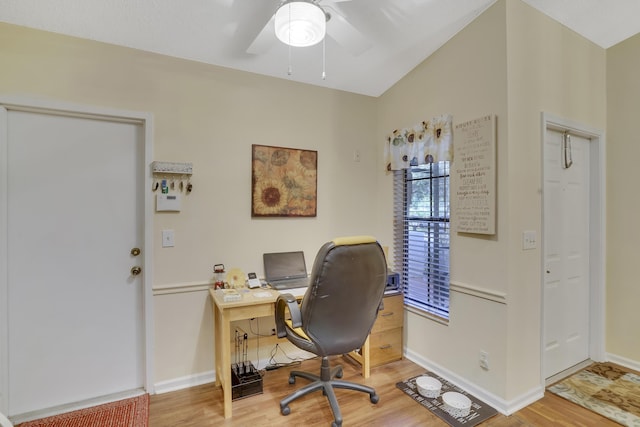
[247,272,261,288]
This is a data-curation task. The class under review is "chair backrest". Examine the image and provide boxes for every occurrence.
[300,236,387,356]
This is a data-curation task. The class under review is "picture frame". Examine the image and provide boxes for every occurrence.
[251,144,317,217]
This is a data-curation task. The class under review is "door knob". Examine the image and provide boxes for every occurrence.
[131,247,141,256]
[131,266,142,276]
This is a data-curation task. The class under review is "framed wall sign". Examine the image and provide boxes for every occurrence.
[453,115,496,235]
[251,144,317,217]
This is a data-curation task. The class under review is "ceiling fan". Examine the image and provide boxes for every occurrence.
[243,0,372,56]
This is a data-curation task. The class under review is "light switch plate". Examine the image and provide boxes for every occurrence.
[162,229,175,247]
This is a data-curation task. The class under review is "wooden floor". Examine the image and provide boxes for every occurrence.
[149,357,619,426]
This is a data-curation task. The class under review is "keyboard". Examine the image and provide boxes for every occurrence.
[270,278,309,290]
[278,287,308,298]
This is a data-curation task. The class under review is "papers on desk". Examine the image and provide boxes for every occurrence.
[217,288,242,302]
[278,287,308,298]
[252,291,273,298]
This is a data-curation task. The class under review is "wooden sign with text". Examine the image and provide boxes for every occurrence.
[454,115,496,235]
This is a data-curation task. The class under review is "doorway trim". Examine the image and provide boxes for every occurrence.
[540,112,606,383]
[0,95,155,414]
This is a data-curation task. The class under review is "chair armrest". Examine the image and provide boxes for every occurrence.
[275,293,302,338]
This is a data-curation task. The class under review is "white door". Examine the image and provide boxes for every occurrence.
[543,128,591,379]
[2,106,146,416]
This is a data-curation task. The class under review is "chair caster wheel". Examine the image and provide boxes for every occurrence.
[336,368,343,379]
[370,393,379,404]
[332,421,342,427]
[288,376,296,384]
[281,405,291,416]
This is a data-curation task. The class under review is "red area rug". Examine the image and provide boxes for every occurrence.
[16,394,148,427]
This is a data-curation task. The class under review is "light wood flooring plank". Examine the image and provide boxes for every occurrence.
[149,357,620,426]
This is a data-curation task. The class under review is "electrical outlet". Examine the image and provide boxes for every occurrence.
[271,328,276,336]
[522,230,537,250]
[353,149,361,162]
[479,350,489,370]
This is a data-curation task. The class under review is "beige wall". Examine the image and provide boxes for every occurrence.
[376,1,511,399]
[377,0,609,405]
[504,0,606,399]
[2,0,638,410]
[606,33,640,363]
[0,22,380,383]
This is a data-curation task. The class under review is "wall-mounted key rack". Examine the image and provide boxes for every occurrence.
[151,161,194,195]
[151,161,193,175]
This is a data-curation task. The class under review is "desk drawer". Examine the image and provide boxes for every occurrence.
[369,328,402,366]
[372,294,403,333]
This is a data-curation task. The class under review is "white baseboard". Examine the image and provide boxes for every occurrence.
[9,388,145,425]
[404,349,544,416]
[503,385,545,415]
[606,353,640,372]
[154,371,216,395]
[153,349,315,395]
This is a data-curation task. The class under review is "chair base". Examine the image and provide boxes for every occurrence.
[279,356,379,427]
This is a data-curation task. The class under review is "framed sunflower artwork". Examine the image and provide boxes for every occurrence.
[251,144,317,217]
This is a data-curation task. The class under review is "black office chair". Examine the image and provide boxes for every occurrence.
[274,236,388,427]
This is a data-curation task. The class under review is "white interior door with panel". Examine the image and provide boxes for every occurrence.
[0,99,153,419]
[543,128,591,379]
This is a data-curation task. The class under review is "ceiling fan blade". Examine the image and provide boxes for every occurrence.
[230,0,279,54]
[326,8,372,56]
[246,16,277,54]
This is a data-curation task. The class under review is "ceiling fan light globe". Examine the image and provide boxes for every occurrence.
[275,1,326,47]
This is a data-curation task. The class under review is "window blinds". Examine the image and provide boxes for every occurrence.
[393,163,450,318]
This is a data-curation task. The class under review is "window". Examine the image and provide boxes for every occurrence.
[393,161,450,319]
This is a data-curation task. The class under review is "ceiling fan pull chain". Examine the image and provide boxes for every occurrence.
[288,4,293,75]
[322,36,326,80]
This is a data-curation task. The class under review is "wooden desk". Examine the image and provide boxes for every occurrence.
[210,287,370,419]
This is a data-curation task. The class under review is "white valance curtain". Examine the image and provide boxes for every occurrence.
[384,114,453,171]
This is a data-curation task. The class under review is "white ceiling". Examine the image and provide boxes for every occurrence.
[2,0,640,97]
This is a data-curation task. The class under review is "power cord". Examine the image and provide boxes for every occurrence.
[263,343,310,371]
[249,317,276,337]
[247,319,314,372]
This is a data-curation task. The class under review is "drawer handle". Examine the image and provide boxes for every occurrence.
[381,312,394,317]
[378,344,392,350]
